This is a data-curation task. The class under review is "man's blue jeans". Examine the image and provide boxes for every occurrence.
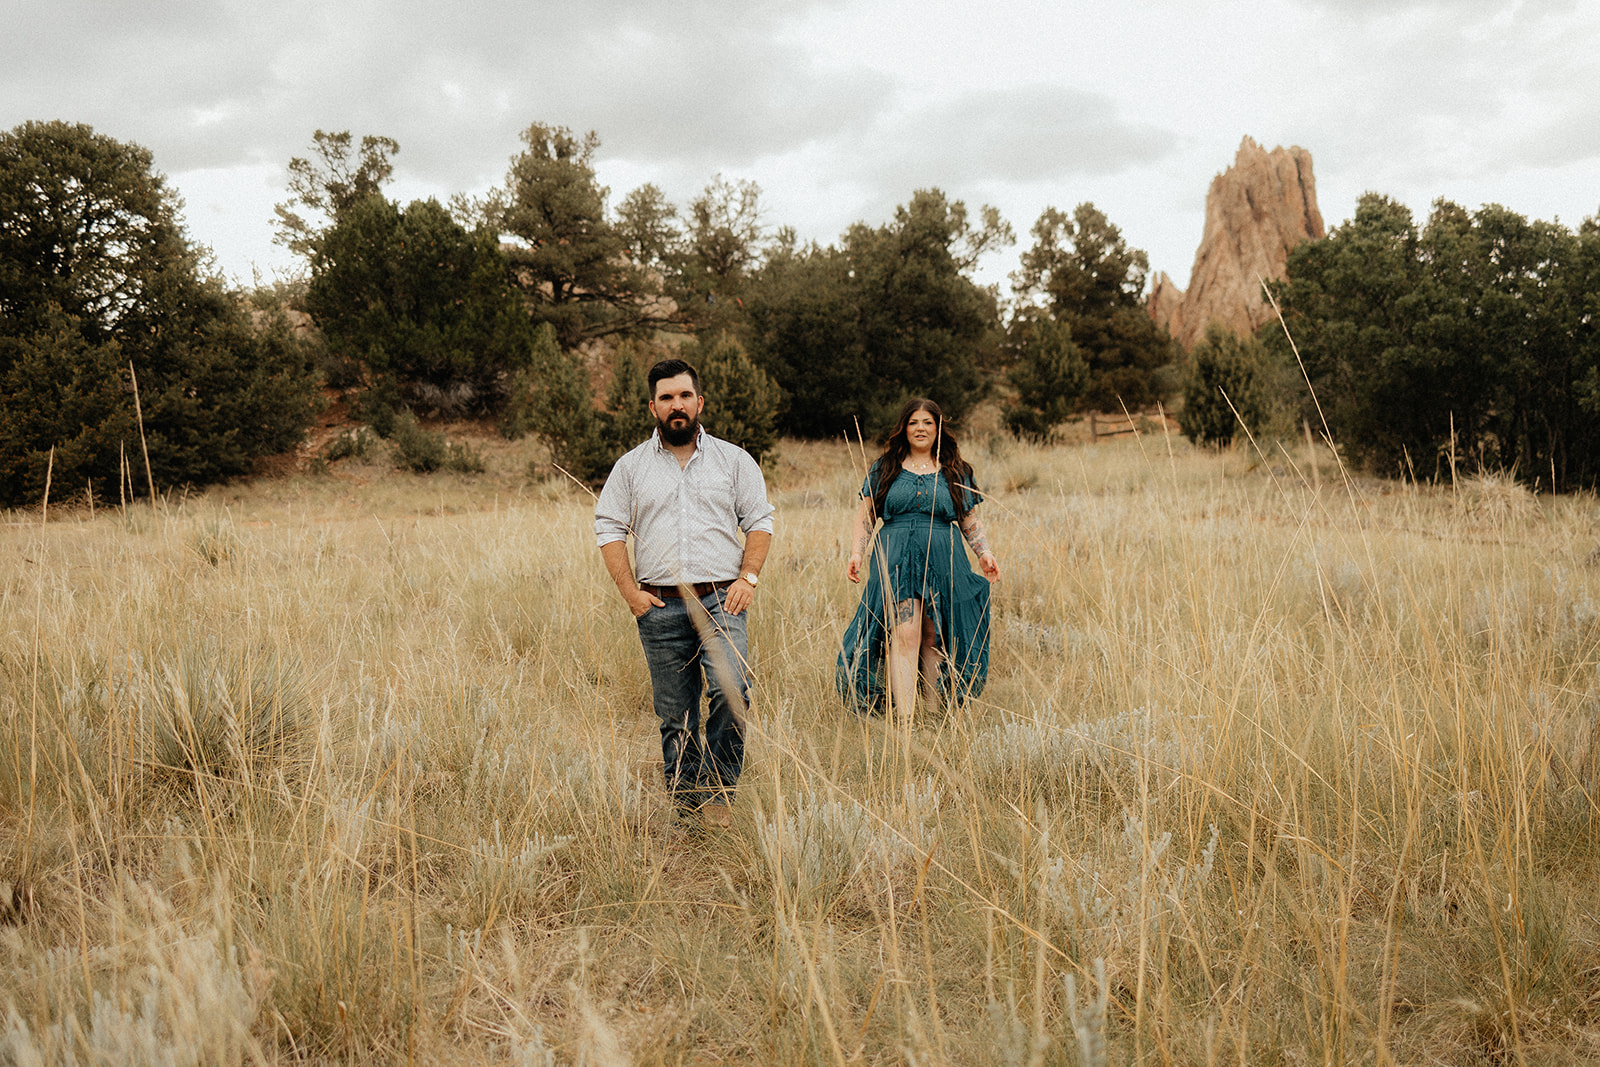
[635,587,749,811]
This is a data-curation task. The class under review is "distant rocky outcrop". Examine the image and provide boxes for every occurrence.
[1147,271,1184,332]
[1150,136,1325,349]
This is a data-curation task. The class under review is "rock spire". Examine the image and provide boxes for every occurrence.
[1151,136,1324,349]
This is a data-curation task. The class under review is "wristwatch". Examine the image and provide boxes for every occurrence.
[740,572,760,588]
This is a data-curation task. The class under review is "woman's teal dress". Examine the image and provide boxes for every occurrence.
[836,461,992,713]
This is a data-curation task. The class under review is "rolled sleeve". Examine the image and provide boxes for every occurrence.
[594,460,633,547]
[734,450,775,535]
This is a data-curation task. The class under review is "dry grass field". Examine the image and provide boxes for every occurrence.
[4,424,1600,1065]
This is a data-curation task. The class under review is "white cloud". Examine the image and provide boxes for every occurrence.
[6,0,1598,287]
[845,85,1177,189]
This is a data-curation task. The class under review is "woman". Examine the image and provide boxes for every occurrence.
[837,399,1000,721]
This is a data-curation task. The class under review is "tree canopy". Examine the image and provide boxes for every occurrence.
[306,194,535,420]
[0,121,319,506]
[1013,203,1178,412]
[485,123,674,349]
[1271,193,1600,487]
[744,190,1005,437]
[273,130,399,258]
[613,174,771,336]
[616,182,681,276]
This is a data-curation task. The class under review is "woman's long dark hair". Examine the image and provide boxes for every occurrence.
[868,398,976,522]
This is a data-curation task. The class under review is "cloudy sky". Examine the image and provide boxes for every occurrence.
[6,0,1597,294]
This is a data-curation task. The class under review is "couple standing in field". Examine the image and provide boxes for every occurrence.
[594,358,1001,829]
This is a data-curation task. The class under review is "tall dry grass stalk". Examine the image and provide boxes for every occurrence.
[2,428,1599,1063]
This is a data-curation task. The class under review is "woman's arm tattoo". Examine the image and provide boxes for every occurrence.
[850,498,875,557]
[958,511,991,557]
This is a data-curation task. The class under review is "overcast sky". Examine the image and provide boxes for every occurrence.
[6,0,1597,294]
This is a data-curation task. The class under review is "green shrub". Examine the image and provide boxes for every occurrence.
[443,439,487,474]
[388,410,446,473]
[1004,313,1088,442]
[0,306,133,506]
[601,343,656,453]
[502,328,777,482]
[382,412,484,475]
[1180,325,1283,447]
[501,324,614,482]
[683,332,781,462]
[358,380,403,438]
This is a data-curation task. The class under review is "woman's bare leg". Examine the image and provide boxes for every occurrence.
[918,610,943,705]
[887,598,923,725]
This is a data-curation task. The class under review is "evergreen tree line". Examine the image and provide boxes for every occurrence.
[285,124,1180,480]
[2,117,1180,504]
[20,118,1589,503]
[1181,194,1600,491]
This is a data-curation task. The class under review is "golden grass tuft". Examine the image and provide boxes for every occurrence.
[1458,469,1541,528]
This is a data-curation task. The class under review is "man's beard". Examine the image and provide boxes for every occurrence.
[658,411,699,447]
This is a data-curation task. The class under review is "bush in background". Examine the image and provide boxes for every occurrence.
[323,427,378,462]
[599,342,657,452]
[385,411,485,475]
[682,333,781,462]
[500,324,615,482]
[1004,312,1088,442]
[1180,324,1288,448]
[387,410,446,473]
[443,439,487,474]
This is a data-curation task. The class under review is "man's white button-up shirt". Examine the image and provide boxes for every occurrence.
[594,427,775,585]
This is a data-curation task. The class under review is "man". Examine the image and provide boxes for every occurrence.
[595,358,774,828]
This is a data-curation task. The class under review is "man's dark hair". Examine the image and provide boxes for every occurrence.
[648,358,701,397]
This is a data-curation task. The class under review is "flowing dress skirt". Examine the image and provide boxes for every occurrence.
[836,469,991,713]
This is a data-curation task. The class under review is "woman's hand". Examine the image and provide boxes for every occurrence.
[978,552,1000,579]
[846,498,873,581]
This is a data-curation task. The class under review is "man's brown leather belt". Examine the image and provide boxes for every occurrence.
[639,580,734,599]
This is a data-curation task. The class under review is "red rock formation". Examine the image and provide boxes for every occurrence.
[1151,137,1324,349]
[1147,271,1184,333]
